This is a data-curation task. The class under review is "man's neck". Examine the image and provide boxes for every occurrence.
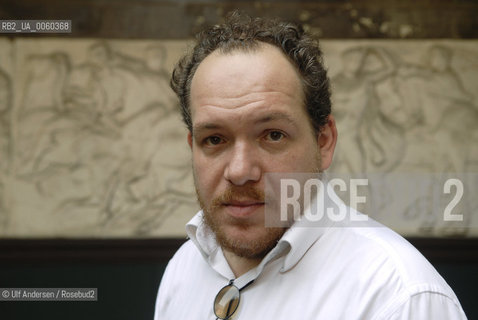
[223,249,262,278]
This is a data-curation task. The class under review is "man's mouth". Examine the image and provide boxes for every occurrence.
[223,200,265,218]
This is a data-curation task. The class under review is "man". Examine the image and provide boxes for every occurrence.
[154,12,466,319]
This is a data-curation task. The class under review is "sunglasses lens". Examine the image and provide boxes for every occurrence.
[214,284,240,319]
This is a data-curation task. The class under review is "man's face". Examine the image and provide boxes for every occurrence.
[188,43,335,259]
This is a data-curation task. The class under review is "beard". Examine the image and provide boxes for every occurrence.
[196,183,287,260]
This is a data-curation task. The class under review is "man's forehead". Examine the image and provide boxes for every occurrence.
[190,43,303,104]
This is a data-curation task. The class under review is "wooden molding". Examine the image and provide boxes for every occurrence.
[0,237,476,264]
[1,0,477,39]
[0,238,187,264]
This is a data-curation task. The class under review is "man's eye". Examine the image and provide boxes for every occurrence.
[204,136,223,146]
[266,131,285,141]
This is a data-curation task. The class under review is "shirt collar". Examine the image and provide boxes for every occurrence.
[278,213,331,272]
[185,212,217,261]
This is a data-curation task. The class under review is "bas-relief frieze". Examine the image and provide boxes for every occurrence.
[3,39,199,237]
[325,41,478,174]
[0,38,476,237]
[325,41,478,237]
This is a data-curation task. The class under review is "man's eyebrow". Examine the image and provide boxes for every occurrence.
[254,112,298,127]
[192,123,223,136]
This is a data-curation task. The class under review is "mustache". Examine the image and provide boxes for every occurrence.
[210,185,265,209]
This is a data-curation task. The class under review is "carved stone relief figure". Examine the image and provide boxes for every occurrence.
[12,40,197,236]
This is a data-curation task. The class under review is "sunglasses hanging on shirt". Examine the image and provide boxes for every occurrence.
[213,279,255,319]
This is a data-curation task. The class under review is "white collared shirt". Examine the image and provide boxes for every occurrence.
[154,208,467,319]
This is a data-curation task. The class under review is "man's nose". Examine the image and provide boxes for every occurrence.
[224,142,261,186]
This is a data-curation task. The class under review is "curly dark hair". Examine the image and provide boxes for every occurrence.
[170,11,331,135]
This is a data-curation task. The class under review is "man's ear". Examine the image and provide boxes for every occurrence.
[187,131,193,149]
[318,115,338,171]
